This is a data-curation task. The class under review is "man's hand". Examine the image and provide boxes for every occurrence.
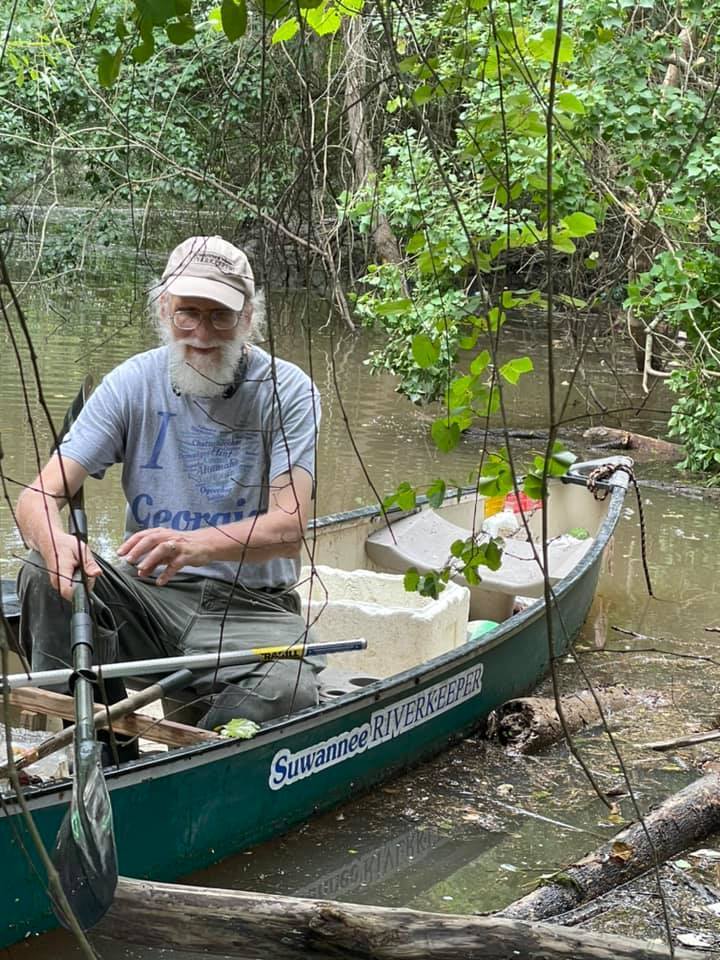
[42,533,102,602]
[117,529,203,586]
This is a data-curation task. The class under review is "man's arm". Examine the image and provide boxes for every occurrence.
[16,454,101,600]
[117,468,313,586]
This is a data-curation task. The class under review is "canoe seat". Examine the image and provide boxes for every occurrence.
[318,667,380,703]
[365,510,594,621]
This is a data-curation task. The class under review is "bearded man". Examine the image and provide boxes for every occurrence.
[16,236,322,757]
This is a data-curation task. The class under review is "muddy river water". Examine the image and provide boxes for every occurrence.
[2,253,720,957]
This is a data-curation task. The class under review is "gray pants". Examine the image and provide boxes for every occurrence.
[17,552,322,730]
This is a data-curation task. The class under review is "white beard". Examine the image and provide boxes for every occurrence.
[162,332,247,397]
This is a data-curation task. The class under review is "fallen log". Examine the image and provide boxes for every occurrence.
[96,876,694,960]
[487,685,648,754]
[497,772,720,922]
[582,426,683,461]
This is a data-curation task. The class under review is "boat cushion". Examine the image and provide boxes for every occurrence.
[365,510,593,598]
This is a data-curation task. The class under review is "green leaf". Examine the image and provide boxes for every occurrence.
[98,46,124,86]
[397,55,419,72]
[499,356,534,384]
[131,33,155,63]
[527,28,574,63]
[115,16,129,39]
[523,474,545,500]
[175,0,192,13]
[166,17,195,42]
[412,84,433,106]
[394,481,417,511]
[486,307,507,332]
[552,233,576,254]
[406,232,426,254]
[568,527,590,540]
[470,350,490,375]
[550,447,577,471]
[561,212,597,237]
[431,419,461,453]
[222,0,247,40]
[403,568,420,592]
[304,4,341,33]
[272,17,300,41]
[376,298,412,316]
[426,479,446,508]
[557,91,585,115]
[484,539,503,571]
[136,0,177,24]
[218,718,261,739]
[417,571,445,599]
[88,3,102,29]
[412,334,440,369]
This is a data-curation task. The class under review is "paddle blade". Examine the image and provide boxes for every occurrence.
[51,741,118,930]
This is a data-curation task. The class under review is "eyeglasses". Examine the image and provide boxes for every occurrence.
[172,308,239,331]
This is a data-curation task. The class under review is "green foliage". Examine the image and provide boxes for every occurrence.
[343,0,720,487]
[1,1,298,222]
[667,372,720,474]
[403,566,451,599]
[627,247,720,472]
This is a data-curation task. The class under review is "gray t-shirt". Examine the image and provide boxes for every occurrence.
[60,345,321,588]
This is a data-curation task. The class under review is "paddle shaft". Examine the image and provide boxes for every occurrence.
[5,638,367,690]
[70,572,95,748]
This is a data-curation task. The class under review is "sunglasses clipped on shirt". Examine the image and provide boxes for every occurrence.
[172,308,240,331]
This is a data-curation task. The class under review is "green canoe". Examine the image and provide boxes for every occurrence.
[0,457,631,947]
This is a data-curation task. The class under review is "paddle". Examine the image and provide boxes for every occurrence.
[5,637,368,690]
[45,376,119,929]
[49,507,119,930]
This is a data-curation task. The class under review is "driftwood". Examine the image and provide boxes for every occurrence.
[96,876,695,960]
[582,426,683,461]
[497,772,720,922]
[488,685,645,754]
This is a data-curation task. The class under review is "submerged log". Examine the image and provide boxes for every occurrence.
[642,729,720,752]
[98,877,694,960]
[488,685,646,755]
[497,772,720,922]
[582,427,683,461]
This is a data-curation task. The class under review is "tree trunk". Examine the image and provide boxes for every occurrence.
[497,772,720,921]
[488,685,647,755]
[343,16,405,271]
[97,877,694,960]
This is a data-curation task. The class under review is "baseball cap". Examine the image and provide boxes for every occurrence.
[161,236,254,311]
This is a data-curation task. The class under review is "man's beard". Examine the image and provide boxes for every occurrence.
[162,331,247,397]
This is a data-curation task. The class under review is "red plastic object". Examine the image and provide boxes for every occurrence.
[504,491,542,513]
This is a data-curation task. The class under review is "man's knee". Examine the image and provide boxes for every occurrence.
[197,662,320,729]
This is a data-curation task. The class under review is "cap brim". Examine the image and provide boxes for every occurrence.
[164,276,246,311]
